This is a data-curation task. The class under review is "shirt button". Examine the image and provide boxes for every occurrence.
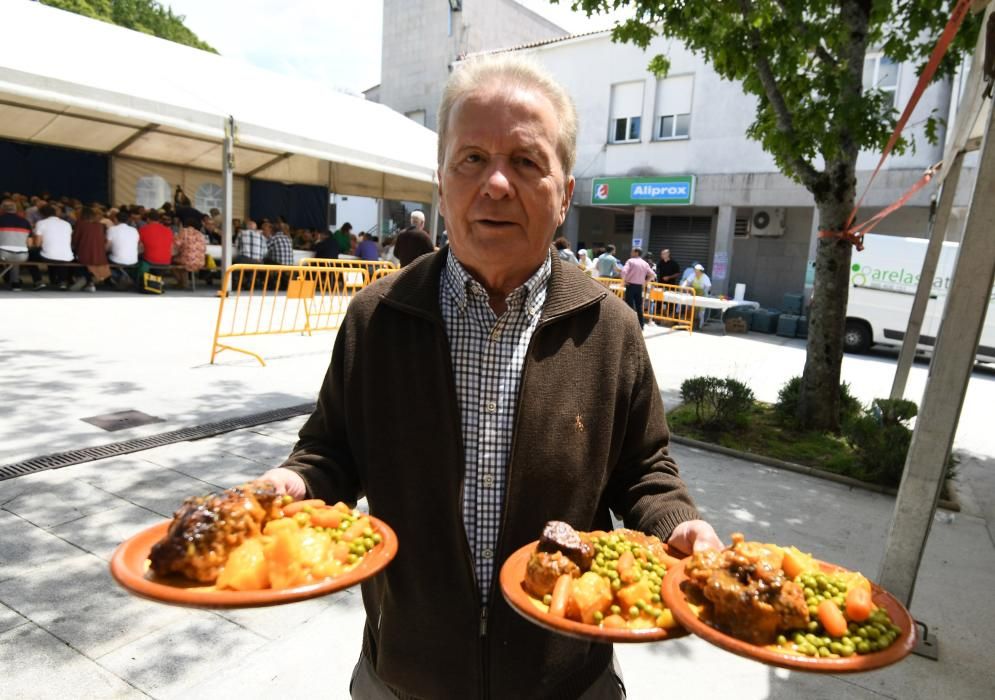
[482,473,494,486]
[482,548,494,560]
[486,401,497,413]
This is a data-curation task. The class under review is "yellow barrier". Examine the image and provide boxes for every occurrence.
[594,277,695,333]
[644,282,696,333]
[210,263,368,366]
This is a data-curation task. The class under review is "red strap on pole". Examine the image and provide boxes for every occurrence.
[820,0,974,251]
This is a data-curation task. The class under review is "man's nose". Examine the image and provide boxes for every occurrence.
[480,159,515,199]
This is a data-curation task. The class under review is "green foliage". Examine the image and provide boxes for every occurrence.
[775,376,862,428]
[680,376,754,429]
[41,0,216,53]
[566,0,979,191]
[843,398,919,486]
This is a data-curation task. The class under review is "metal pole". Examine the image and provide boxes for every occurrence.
[221,115,234,293]
[878,101,995,606]
[890,152,964,400]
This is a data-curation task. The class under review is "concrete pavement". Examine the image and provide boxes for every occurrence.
[1,292,993,699]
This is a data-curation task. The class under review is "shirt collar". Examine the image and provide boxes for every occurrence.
[443,249,551,320]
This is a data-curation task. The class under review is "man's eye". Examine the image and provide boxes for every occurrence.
[464,154,482,164]
[515,157,538,169]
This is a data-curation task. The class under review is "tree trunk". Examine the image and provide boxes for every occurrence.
[798,198,854,432]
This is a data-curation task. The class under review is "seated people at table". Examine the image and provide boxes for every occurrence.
[234,220,266,264]
[139,210,175,267]
[106,207,140,288]
[265,223,295,265]
[71,207,110,292]
[354,232,380,261]
[173,216,207,288]
[394,210,434,267]
[28,204,74,290]
[332,222,353,257]
[656,249,681,285]
[0,199,31,290]
[595,244,622,278]
[312,229,340,260]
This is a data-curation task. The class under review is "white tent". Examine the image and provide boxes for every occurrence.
[0,1,438,206]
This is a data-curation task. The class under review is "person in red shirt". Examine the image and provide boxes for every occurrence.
[138,210,175,266]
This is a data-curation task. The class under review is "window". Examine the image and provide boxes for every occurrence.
[195,183,223,212]
[405,109,426,126]
[610,82,644,143]
[863,53,899,107]
[135,175,171,209]
[655,75,693,140]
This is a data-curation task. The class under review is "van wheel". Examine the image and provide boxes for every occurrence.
[844,320,871,353]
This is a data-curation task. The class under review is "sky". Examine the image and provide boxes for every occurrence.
[165,0,626,95]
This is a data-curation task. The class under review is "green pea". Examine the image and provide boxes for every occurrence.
[628,606,640,618]
[830,642,843,654]
[840,646,855,657]
[818,647,831,658]
[807,621,820,632]
[610,605,621,615]
[651,593,661,604]
[543,594,552,605]
[805,633,820,646]
[794,633,806,646]
[593,611,604,623]
[776,635,787,646]
[857,641,870,654]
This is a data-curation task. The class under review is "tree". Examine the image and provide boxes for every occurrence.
[41,0,216,53]
[569,1,980,430]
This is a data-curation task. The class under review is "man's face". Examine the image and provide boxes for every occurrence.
[661,250,670,261]
[439,84,575,286]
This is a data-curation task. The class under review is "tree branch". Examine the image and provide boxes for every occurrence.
[740,0,824,191]
[773,0,838,68]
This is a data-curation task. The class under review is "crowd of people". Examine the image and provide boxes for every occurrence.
[0,187,438,292]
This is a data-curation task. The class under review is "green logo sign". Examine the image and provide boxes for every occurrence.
[591,176,695,206]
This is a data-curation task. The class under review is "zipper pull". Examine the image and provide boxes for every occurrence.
[479,606,488,637]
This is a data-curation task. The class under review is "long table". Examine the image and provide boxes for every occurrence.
[206,245,316,265]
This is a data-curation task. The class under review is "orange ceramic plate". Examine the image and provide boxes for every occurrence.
[499,540,689,644]
[662,558,916,672]
[110,515,398,608]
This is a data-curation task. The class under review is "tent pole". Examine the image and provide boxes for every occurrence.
[878,100,995,607]
[221,115,234,293]
[890,151,964,400]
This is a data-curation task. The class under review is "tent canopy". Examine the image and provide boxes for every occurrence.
[0,2,438,203]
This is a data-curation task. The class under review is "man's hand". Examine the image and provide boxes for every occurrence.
[668,519,724,555]
[257,467,307,499]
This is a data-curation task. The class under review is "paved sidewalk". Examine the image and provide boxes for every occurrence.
[2,294,994,699]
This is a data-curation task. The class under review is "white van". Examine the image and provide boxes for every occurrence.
[844,233,995,362]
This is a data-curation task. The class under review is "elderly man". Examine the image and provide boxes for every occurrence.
[656,248,681,285]
[257,55,719,699]
[394,209,434,266]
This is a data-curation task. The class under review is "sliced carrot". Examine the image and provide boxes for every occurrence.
[616,550,638,584]
[548,574,573,618]
[282,499,325,516]
[817,599,848,638]
[309,507,343,529]
[844,586,873,623]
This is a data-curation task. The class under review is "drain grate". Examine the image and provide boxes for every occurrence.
[0,403,315,482]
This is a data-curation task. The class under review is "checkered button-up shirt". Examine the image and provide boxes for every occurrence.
[236,228,267,261]
[267,232,294,265]
[440,250,551,603]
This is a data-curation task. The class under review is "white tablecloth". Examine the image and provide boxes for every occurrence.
[659,291,760,313]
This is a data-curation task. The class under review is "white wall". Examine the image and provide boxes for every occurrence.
[332,193,377,234]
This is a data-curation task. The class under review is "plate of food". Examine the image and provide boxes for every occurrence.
[661,533,916,672]
[499,521,690,643]
[110,482,397,607]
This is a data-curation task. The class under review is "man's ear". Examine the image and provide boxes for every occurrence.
[437,170,447,219]
[558,176,575,225]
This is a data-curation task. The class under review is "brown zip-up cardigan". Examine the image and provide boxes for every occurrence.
[281,247,700,699]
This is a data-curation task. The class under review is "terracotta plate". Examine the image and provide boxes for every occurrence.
[110,516,398,608]
[662,558,916,672]
[499,540,689,644]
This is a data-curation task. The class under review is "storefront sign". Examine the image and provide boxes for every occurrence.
[591,176,695,206]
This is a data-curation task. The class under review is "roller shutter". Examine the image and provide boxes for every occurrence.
[648,215,713,271]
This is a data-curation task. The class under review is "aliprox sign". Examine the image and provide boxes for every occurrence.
[591,176,695,206]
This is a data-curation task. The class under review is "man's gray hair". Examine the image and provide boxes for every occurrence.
[410,210,426,222]
[437,54,578,178]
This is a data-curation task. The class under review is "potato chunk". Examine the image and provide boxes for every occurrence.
[567,571,613,624]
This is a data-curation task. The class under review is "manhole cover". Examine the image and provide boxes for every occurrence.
[81,410,164,432]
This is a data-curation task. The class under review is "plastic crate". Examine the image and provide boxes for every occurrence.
[751,309,781,334]
[777,314,800,338]
[723,306,755,323]
[796,315,808,338]
[782,293,805,315]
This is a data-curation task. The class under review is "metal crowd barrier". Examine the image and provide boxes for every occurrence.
[594,277,696,333]
[210,263,371,366]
